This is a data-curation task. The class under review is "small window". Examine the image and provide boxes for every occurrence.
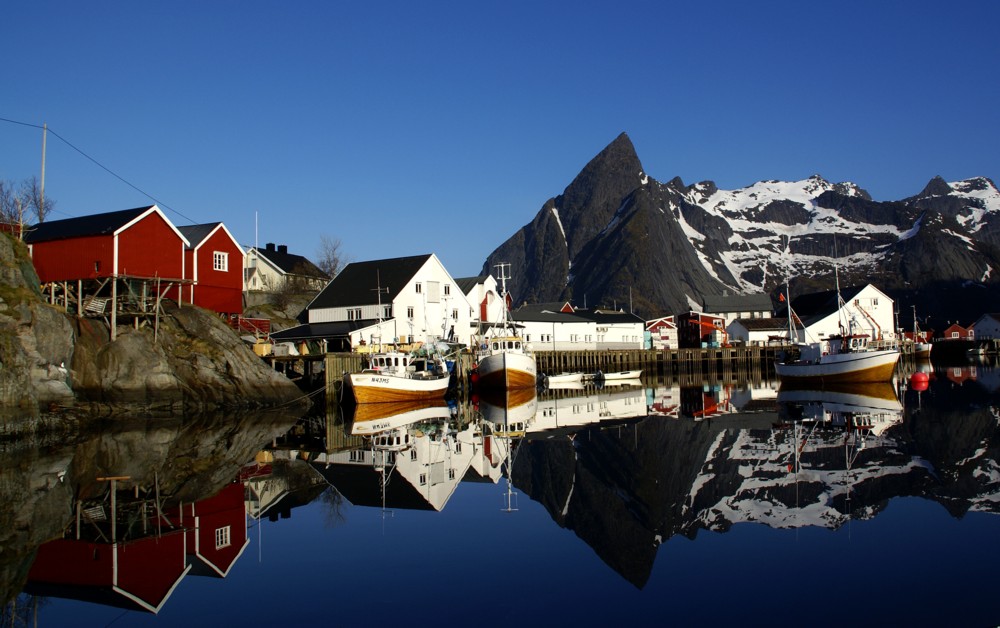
[407,306,414,318]
[415,283,422,294]
[215,526,231,549]
[444,285,451,296]
[410,449,417,460]
[452,309,458,320]
[213,251,228,272]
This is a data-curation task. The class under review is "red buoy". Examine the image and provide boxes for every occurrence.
[910,371,929,392]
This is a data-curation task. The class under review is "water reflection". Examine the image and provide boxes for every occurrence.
[7,362,1000,622]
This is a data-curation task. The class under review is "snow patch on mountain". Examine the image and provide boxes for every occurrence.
[551,206,566,241]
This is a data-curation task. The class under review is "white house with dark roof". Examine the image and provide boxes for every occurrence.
[245,242,329,293]
[727,318,792,346]
[779,284,896,343]
[701,293,775,326]
[970,313,1000,340]
[272,254,489,350]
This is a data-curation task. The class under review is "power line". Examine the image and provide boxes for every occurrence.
[0,116,197,224]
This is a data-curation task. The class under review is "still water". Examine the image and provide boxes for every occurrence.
[4,361,1000,627]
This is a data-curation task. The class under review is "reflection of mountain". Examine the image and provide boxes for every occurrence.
[512,384,923,588]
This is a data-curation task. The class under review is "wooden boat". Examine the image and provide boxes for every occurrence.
[343,348,451,404]
[474,263,537,390]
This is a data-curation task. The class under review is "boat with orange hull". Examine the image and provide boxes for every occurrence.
[775,335,900,384]
[474,263,536,390]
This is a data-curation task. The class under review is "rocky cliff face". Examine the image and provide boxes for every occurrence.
[0,233,305,416]
[483,134,1000,322]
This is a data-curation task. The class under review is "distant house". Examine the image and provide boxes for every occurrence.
[970,313,1000,340]
[245,242,329,293]
[940,322,973,341]
[780,284,896,343]
[677,311,727,347]
[513,306,646,351]
[271,254,477,351]
[728,318,792,346]
[25,205,188,287]
[701,293,774,327]
[645,316,678,350]
[455,274,504,329]
[177,223,245,315]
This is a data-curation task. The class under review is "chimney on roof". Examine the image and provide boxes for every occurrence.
[266,242,276,251]
[278,244,288,254]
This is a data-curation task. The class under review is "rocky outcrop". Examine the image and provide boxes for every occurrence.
[0,233,306,415]
[0,236,74,411]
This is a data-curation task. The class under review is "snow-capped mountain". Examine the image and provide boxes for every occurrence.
[483,133,1000,322]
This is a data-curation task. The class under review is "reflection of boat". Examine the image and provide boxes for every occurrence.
[347,399,452,436]
[777,382,903,437]
[474,263,537,390]
[596,369,642,381]
[343,348,451,404]
[596,377,643,388]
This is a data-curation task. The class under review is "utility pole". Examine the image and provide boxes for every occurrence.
[40,123,47,219]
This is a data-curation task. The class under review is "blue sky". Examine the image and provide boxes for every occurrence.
[3,1,997,277]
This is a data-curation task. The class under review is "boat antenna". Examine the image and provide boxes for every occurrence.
[372,270,389,348]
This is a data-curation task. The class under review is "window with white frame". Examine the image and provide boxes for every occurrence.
[415,283,422,294]
[407,306,414,318]
[444,284,451,296]
[215,525,231,549]
[213,251,228,272]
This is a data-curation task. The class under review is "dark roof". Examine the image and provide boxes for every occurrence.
[455,275,488,294]
[733,317,790,331]
[270,321,371,342]
[307,255,432,309]
[24,206,155,243]
[782,285,867,323]
[177,223,221,249]
[702,293,774,314]
[253,246,328,280]
[511,309,644,324]
[515,302,575,315]
[310,462,434,511]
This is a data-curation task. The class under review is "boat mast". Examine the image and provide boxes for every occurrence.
[372,270,389,349]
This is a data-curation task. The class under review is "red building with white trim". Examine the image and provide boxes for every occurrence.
[178,223,245,315]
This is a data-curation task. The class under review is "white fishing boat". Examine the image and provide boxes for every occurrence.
[342,275,454,404]
[474,263,537,390]
[911,305,932,359]
[343,348,452,404]
[775,278,900,385]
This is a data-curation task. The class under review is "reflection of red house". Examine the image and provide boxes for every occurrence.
[944,365,977,385]
[25,530,190,614]
[176,481,250,578]
[25,205,187,284]
[177,223,246,316]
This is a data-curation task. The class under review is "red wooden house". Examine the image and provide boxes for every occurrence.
[25,205,188,286]
[941,323,974,341]
[178,223,245,316]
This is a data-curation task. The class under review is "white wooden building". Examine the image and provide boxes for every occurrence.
[512,304,646,351]
[783,283,897,343]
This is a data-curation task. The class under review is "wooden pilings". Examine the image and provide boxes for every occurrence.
[534,346,781,383]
